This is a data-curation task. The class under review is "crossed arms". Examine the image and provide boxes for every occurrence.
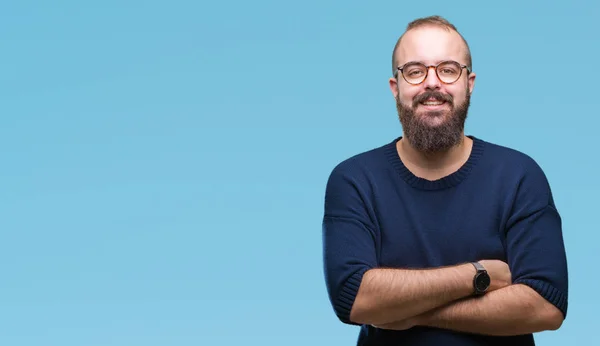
[351,265,564,336]
[323,209,568,336]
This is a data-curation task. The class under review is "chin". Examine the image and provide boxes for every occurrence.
[417,110,450,124]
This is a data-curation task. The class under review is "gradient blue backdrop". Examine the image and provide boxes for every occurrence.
[1,1,598,345]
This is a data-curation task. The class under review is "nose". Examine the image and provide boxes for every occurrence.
[423,66,441,89]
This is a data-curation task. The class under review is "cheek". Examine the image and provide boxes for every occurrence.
[398,89,417,104]
[450,90,467,104]
[450,83,470,102]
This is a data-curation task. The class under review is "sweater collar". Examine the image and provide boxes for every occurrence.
[384,135,485,190]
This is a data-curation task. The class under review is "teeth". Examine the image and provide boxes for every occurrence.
[423,101,443,105]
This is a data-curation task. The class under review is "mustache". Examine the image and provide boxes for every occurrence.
[413,91,453,107]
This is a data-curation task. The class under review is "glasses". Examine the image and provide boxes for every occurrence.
[395,60,471,85]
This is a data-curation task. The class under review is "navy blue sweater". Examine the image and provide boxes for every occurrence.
[322,136,568,345]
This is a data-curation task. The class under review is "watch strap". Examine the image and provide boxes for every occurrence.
[471,262,486,272]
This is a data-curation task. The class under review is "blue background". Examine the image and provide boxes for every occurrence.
[1,1,598,345]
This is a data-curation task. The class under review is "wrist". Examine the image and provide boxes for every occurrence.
[471,262,491,295]
[458,263,478,295]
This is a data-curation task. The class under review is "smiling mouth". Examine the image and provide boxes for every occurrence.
[418,99,449,108]
[414,91,453,108]
[421,100,446,106]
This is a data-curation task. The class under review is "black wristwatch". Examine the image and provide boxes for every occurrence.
[471,262,490,295]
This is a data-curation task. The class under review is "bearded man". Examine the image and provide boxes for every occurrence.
[322,15,568,346]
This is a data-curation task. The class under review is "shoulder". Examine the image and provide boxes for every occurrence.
[324,138,397,193]
[478,137,539,166]
[475,136,555,205]
[327,138,396,180]
[476,137,548,180]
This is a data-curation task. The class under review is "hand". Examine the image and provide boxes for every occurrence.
[477,259,512,291]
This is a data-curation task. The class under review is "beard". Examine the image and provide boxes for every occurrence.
[396,89,471,153]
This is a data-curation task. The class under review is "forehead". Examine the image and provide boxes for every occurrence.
[396,26,467,66]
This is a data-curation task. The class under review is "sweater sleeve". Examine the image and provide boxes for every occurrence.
[322,165,378,325]
[504,158,569,319]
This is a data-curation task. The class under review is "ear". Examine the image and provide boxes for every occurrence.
[389,77,399,99]
[467,71,476,95]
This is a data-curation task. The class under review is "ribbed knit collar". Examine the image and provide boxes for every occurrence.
[384,135,485,190]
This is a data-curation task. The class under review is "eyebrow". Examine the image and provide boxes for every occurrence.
[398,59,459,67]
[398,61,422,67]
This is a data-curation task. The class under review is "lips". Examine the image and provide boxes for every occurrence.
[421,100,445,106]
[414,91,453,107]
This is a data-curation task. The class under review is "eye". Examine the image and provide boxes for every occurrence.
[440,68,458,75]
[407,69,424,76]
[437,62,461,76]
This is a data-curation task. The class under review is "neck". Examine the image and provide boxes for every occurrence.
[397,134,472,180]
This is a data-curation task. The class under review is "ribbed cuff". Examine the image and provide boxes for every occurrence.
[515,278,568,318]
[335,268,369,325]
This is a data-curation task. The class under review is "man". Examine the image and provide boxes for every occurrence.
[322,15,568,345]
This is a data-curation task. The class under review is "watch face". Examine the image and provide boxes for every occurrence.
[476,273,490,291]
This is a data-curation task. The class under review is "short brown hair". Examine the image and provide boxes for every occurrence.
[391,15,472,76]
